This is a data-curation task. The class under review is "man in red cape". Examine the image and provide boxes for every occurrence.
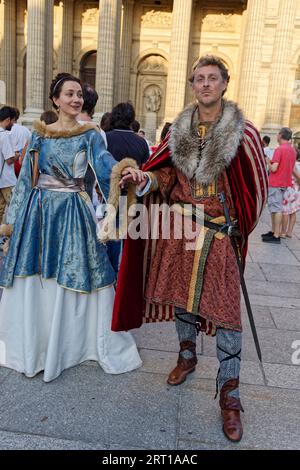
[110,56,268,443]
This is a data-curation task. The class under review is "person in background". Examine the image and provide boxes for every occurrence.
[131,120,140,133]
[262,127,299,243]
[262,135,273,162]
[138,128,152,155]
[105,103,150,274]
[100,112,112,134]
[7,108,31,178]
[150,122,172,154]
[281,151,300,238]
[106,103,149,167]
[77,83,107,201]
[0,106,18,228]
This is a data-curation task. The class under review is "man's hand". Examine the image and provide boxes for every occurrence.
[119,167,146,188]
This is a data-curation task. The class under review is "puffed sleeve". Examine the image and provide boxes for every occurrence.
[87,130,140,242]
[6,132,41,225]
[87,129,138,202]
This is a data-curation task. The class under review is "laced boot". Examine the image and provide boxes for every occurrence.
[167,340,197,386]
[220,378,244,442]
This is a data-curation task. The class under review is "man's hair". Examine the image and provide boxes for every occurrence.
[111,102,135,129]
[0,106,18,122]
[14,107,20,120]
[189,55,230,83]
[131,120,140,133]
[100,112,112,131]
[40,110,58,125]
[262,135,271,145]
[279,127,292,141]
[82,83,99,117]
[189,55,230,96]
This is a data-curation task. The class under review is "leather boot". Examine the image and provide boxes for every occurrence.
[167,341,197,386]
[220,378,244,442]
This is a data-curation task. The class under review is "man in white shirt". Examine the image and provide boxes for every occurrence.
[8,108,31,155]
[262,135,274,161]
[0,106,18,225]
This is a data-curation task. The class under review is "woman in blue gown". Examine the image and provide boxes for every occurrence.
[0,73,143,382]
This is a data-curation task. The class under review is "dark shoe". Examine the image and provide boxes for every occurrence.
[262,234,280,243]
[220,378,244,442]
[167,340,197,386]
[261,231,273,238]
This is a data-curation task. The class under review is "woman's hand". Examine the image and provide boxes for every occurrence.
[119,167,146,188]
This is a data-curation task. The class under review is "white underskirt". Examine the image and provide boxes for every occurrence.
[0,276,142,382]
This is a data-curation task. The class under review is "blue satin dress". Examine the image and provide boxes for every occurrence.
[0,124,142,381]
[1,127,116,292]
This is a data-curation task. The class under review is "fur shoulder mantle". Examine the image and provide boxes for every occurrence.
[33,120,97,138]
[168,100,245,185]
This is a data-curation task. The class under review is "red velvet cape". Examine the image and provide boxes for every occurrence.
[112,122,268,331]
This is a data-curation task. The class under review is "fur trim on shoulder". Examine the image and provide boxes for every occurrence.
[33,120,96,138]
[98,158,139,242]
[0,224,13,237]
[169,100,245,185]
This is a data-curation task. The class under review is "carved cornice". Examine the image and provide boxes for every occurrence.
[141,9,172,28]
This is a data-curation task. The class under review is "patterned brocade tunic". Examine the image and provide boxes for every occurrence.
[145,166,241,332]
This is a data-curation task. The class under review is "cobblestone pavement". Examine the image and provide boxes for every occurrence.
[0,209,299,450]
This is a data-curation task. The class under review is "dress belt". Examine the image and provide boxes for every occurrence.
[36,174,85,192]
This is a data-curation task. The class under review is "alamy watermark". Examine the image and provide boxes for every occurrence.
[97,197,207,251]
[291,340,300,365]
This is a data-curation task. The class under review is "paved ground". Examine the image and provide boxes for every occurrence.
[0,209,299,450]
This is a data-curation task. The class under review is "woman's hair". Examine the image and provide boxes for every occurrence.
[40,110,58,125]
[49,73,82,109]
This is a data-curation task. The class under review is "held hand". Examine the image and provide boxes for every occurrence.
[119,167,146,188]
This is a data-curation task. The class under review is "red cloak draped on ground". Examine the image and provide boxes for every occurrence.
[112,122,268,331]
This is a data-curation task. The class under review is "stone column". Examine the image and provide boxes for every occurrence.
[118,0,134,103]
[44,0,54,109]
[58,0,74,74]
[262,0,297,140]
[24,0,47,120]
[0,0,16,106]
[238,0,266,121]
[0,2,3,86]
[164,0,193,121]
[95,0,122,115]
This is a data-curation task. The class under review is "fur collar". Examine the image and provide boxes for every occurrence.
[33,120,96,138]
[169,100,245,185]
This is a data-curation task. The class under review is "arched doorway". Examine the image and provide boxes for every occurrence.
[79,51,96,87]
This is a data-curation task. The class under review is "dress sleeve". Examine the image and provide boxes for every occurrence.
[87,130,138,202]
[6,132,40,224]
[87,130,118,202]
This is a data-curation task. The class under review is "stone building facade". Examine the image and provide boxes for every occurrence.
[0,0,300,144]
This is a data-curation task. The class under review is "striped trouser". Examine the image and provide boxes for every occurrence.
[175,307,241,399]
